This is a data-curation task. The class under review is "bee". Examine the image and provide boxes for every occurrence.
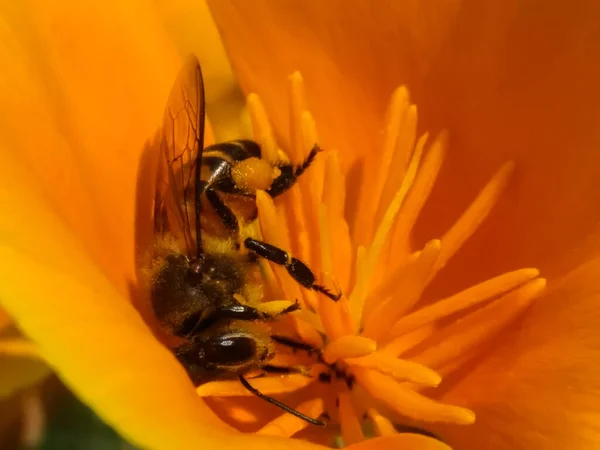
[143,55,339,426]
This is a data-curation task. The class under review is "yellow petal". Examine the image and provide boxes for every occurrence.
[0,209,329,450]
[0,0,180,297]
[0,206,225,448]
[197,376,313,397]
[0,1,326,448]
[347,433,452,450]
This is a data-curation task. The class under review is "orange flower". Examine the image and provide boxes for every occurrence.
[192,75,547,446]
[199,1,600,448]
[0,1,599,450]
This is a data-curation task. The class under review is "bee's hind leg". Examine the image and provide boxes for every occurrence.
[244,237,341,301]
[266,144,321,197]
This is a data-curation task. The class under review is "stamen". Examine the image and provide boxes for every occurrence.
[244,79,541,444]
[322,335,377,364]
[256,191,290,249]
[361,250,420,325]
[387,133,446,261]
[384,326,436,356]
[345,352,441,386]
[367,409,397,437]
[196,374,312,396]
[434,161,515,274]
[287,320,324,351]
[388,268,541,338]
[247,93,280,165]
[290,309,325,335]
[352,368,475,425]
[260,256,285,302]
[322,152,352,293]
[348,132,426,321]
[258,300,298,317]
[258,397,324,437]
[317,206,355,339]
[319,206,333,276]
[322,151,346,224]
[297,110,324,276]
[354,86,411,244]
[284,186,312,273]
[362,239,440,341]
[288,71,308,164]
[375,104,418,233]
[349,245,368,324]
[413,278,546,369]
[256,191,303,303]
[303,114,325,204]
[339,392,364,445]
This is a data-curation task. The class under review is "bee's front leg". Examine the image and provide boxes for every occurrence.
[187,302,299,337]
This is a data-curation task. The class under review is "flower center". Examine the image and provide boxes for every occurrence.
[197,73,546,446]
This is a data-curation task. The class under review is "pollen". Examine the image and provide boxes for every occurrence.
[231,157,276,192]
[196,74,546,446]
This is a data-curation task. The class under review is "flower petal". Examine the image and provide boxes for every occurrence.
[206,4,600,447]
[0,0,180,294]
[2,2,329,448]
[207,0,600,289]
[347,433,452,450]
[206,0,461,170]
[0,179,326,450]
[432,258,600,449]
[0,164,223,446]
[156,0,251,141]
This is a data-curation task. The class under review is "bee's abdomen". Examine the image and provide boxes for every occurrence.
[150,252,251,337]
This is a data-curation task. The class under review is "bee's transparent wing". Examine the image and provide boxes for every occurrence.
[154,55,205,257]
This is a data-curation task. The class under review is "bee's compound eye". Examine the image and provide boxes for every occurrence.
[205,334,257,366]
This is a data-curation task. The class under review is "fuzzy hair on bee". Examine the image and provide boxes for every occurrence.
[139,54,341,426]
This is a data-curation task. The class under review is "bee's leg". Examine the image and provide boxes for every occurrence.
[255,300,301,318]
[272,335,320,355]
[267,144,321,197]
[205,187,239,234]
[185,303,299,337]
[239,375,326,426]
[244,238,341,301]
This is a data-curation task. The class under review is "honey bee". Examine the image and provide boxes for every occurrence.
[143,55,339,425]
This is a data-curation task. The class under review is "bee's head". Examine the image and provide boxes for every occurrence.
[175,321,274,384]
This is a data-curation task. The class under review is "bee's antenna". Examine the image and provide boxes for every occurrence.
[238,376,326,427]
